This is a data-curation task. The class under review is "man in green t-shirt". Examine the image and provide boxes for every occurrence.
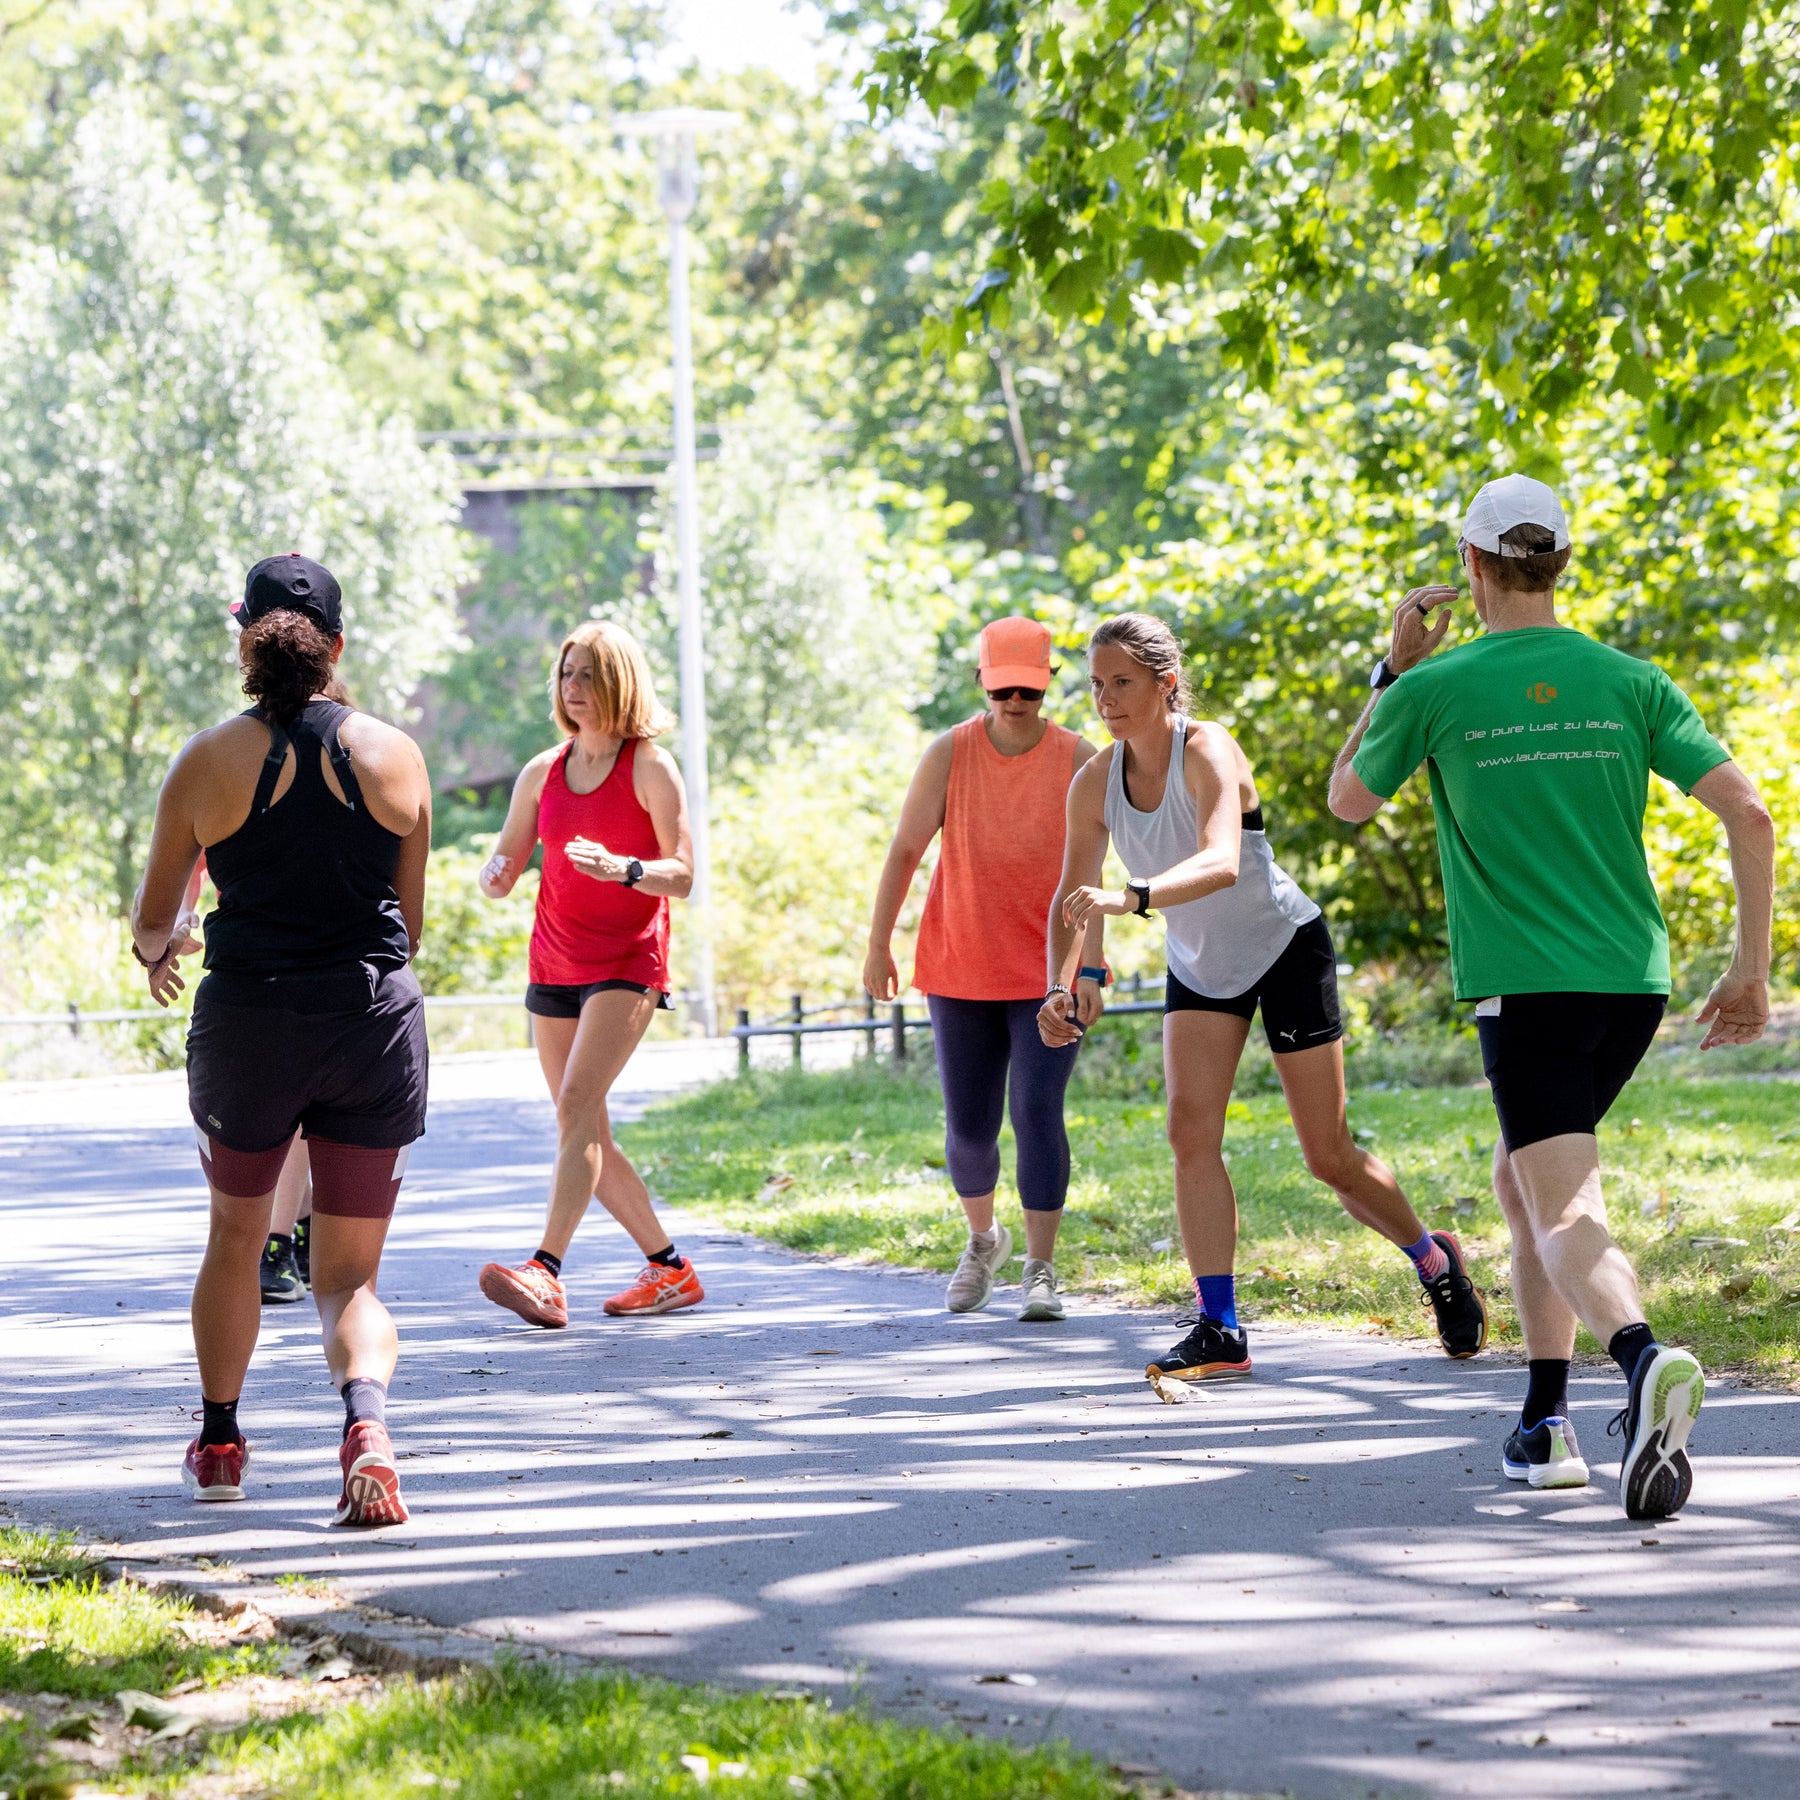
[1328,473,1776,1521]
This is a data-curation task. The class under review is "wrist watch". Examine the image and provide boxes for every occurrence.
[1045,983,1071,1002]
[622,857,644,888]
[1127,878,1153,917]
[1370,658,1399,689]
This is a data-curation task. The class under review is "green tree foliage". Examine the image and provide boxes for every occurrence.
[861,0,1800,439]
[0,99,467,909]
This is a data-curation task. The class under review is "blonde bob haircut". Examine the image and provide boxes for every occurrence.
[549,620,674,740]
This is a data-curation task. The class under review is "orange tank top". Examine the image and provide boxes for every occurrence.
[912,716,1080,1001]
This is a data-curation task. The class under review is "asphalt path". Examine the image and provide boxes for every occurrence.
[4,1049,1800,1799]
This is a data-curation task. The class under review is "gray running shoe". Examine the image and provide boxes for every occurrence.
[946,1224,1012,1313]
[1018,1258,1064,1322]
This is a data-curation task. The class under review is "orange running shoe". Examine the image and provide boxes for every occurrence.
[478,1257,568,1328]
[603,1258,704,1317]
[333,1420,409,1527]
[183,1437,248,1502]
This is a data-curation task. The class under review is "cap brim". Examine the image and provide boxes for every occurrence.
[981,665,1051,690]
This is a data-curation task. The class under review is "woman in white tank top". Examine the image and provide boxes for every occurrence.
[1038,615,1488,1388]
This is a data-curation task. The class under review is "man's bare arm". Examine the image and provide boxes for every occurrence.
[1690,761,1776,1048]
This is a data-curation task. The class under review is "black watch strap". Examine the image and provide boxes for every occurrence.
[1371,657,1399,689]
[623,857,645,888]
[1128,878,1153,917]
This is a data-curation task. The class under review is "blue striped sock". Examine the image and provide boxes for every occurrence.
[1402,1230,1449,1282]
[1196,1274,1237,1329]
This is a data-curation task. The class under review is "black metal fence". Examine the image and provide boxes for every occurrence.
[730,974,1168,1074]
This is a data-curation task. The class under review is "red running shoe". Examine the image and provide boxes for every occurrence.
[603,1259,704,1317]
[332,1421,409,1527]
[478,1257,569,1328]
[183,1438,248,1502]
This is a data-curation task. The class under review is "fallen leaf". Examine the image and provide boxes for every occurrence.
[50,1711,99,1742]
[756,1173,797,1202]
[974,1672,1037,1686]
[1719,1274,1755,1300]
[117,1689,201,1739]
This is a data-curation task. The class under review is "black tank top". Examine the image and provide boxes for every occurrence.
[202,699,411,990]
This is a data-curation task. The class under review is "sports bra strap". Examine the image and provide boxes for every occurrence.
[251,720,291,815]
[319,704,366,813]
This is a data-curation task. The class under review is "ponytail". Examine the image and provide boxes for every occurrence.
[240,611,336,726]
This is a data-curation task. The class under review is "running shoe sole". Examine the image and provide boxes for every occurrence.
[603,1284,704,1317]
[478,1262,568,1328]
[260,1285,305,1306]
[1144,1356,1254,1384]
[1620,1346,1703,1520]
[333,1451,409,1528]
[1019,1294,1065,1322]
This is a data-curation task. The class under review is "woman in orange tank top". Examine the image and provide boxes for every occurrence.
[864,617,1100,1321]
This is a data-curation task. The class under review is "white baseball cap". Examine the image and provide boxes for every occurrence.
[1458,474,1571,556]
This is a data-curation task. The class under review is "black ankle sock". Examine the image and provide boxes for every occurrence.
[532,1248,563,1278]
[1608,1321,1656,1383]
[201,1396,242,1447]
[264,1232,292,1256]
[647,1243,685,1270]
[341,1377,388,1440]
[1520,1358,1570,1430]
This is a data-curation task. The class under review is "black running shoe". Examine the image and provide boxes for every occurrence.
[1146,1315,1252,1383]
[292,1216,311,1291]
[1609,1343,1703,1521]
[1419,1231,1487,1359]
[259,1234,304,1306]
[1502,1415,1589,1489]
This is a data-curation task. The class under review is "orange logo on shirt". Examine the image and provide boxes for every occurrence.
[1527,682,1558,704]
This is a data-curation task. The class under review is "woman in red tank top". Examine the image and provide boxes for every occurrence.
[474,621,701,1329]
[864,617,1099,1323]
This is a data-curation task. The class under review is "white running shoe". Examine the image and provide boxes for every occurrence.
[1018,1258,1064,1322]
[946,1224,1012,1313]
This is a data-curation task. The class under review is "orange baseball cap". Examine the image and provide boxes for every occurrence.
[977,616,1053,690]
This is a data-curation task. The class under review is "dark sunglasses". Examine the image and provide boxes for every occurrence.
[985,686,1046,703]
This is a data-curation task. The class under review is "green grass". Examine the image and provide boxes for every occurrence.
[0,1528,275,1702]
[620,1038,1800,1382]
[194,1660,1131,1800]
[0,1528,1158,1800]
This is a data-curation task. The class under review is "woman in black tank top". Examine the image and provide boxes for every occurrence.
[131,554,434,1530]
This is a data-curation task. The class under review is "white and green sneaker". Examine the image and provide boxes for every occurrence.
[1502,1415,1589,1489]
[1611,1344,1704,1521]
[1018,1258,1064,1322]
[946,1224,1012,1313]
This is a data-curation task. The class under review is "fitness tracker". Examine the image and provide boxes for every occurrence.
[1127,878,1153,917]
[130,938,165,969]
[1076,965,1110,986]
[1370,658,1399,689]
[622,857,644,888]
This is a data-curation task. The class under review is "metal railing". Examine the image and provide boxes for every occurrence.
[731,975,1168,1074]
[0,993,528,1038]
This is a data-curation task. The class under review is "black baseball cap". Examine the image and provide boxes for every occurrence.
[232,553,343,634]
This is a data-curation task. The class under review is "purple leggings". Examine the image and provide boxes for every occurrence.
[926,995,1078,1211]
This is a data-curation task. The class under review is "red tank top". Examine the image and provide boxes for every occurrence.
[529,738,670,989]
[912,716,1079,1001]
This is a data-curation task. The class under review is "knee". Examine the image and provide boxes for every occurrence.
[1166,1114,1222,1168]
[1301,1135,1363,1192]
[555,1090,604,1141]
[209,1202,271,1255]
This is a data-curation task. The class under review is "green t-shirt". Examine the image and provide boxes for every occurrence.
[1352,627,1729,999]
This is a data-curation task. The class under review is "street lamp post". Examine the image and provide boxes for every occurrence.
[617,108,737,1037]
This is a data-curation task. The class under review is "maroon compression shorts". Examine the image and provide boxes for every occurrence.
[195,1131,412,1219]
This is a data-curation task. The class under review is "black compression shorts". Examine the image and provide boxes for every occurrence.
[1164,915,1344,1054]
[525,979,669,1018]
[1477,991,1666,1153]
[187,965,427,1211]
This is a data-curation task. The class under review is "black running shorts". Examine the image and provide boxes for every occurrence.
[187,964,427,1207]
[1164,915,1344,1054]
[1477,991,1666,1153]
[525,979,669,1017]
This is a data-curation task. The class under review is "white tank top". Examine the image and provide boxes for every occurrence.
[1103,717,1320,997]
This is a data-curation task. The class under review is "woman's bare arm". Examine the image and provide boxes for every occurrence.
[862,730,954,1000]
[478,753,554,898]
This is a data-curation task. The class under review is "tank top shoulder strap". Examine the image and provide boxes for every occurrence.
[616,736,642,782]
